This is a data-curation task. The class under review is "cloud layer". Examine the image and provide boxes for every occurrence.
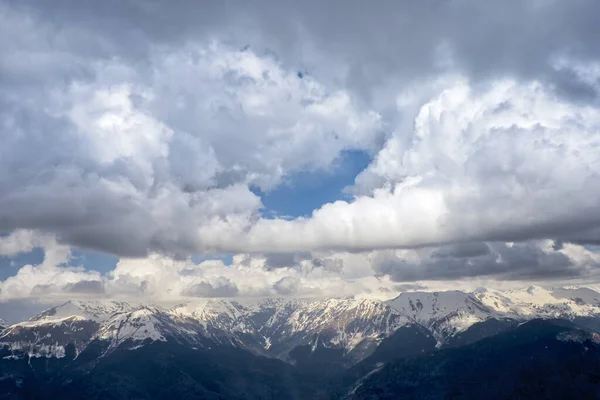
[1,231,600,307]
[2,1,600,302]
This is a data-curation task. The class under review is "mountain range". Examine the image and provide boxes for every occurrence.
[1,285,600,399]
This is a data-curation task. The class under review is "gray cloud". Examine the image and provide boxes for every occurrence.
[65,280,105,295]
[1,0,600,261]
[393,283,426,292]
[0,5,380,256]
[273,277,300,295]
[373,241,591,282]
[559,228,600,247]
[8,1,600,99]
[431,242,491,260]
[0,299,49,323]
[30,280,105,296]
[182,277,239,298]
[311,257,344,274]
[264,252,312,269]
[30,284,56,296]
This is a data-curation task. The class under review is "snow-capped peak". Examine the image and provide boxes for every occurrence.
[29,300,138,324]
[473,285,600,320]
[3,286,600,362]
[551,287,600,305]
[387,291,491,321]
[386,291,494,341]
[94,306,169,352]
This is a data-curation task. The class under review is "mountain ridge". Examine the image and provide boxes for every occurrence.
[1,287,600,399]
[1,286,600,364]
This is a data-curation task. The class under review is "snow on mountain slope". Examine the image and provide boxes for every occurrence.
[170,298,409,359]
[0,301,142,358]
[0,316,100,358]
[2,286,600,362]
[92,306,213,353]
[552,286,600,305]
[471,287,523,317]
[171,299,258,335]
[0,298,411,362]
[29,300,138,324]
[384,286,600,343]
[250,298,410,361]
[474,286,600,320]
[386,291,495,341]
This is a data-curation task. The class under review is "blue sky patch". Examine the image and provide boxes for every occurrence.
[252,149,371,219]
[191,253,234,265]
[0,247,45,280]
[70,249,119,274]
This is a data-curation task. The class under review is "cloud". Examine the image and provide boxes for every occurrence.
[0,262,101,301]
[393,283,426,292]
[264,252,312,269]
[431,242,491,260]
[183,277,239,298]
[2,236,600,311]
[2,1,600,295]
[0,230,42,256]
[0,242,399,303]
[0,28,381,256]
[65,280,106,295]
[220,78,600,253]
[0,299,50,323]
[371,241,600,282]
[273,277,300,296]
[9,1,600,97]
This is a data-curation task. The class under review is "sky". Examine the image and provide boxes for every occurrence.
[2,0,600,317]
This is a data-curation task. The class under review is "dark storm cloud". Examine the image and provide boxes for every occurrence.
[373,241,590,282]
[431,242,491,260]
[9,0,600,99]
[559,228,600,247]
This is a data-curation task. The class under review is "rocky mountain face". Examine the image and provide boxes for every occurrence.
[1,286,600,363]
[0,297,410,364]
[0,286,599,399]
[343,319,600,400]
